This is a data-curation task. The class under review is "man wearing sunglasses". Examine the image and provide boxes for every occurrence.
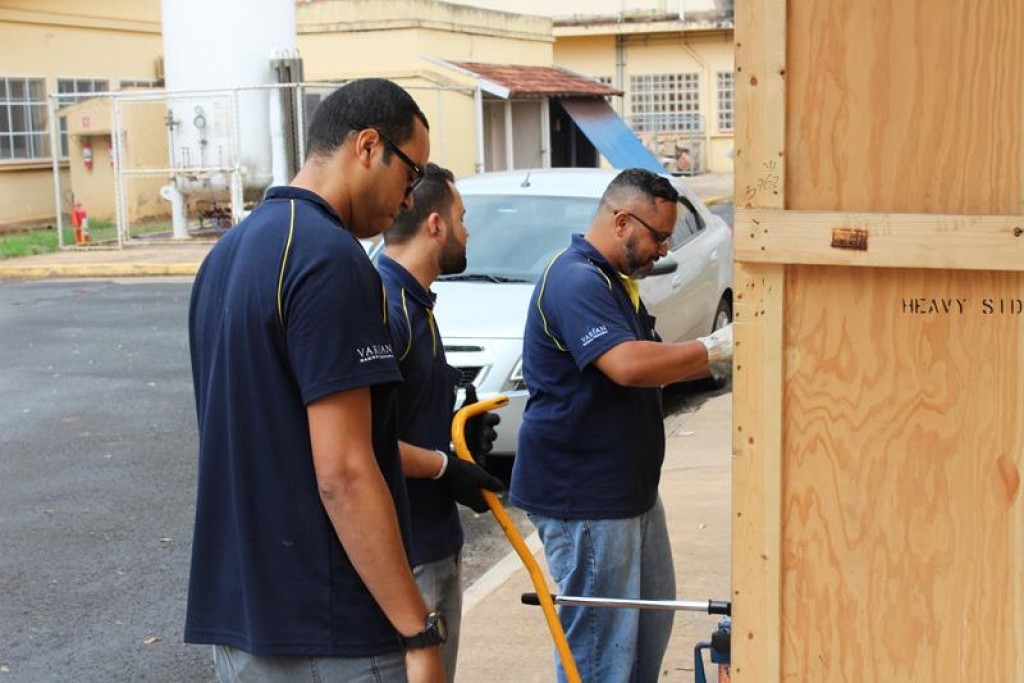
[510,168,733,683]
[187,79,444,682]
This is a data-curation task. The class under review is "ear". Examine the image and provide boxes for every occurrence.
[425,211,445,240]
[352,129,378,168]
[612,211,627,235]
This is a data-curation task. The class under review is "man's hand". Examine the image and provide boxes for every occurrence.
[461,385,501,466]
[439,454,503,513]
[405,645,445,683]
[697,323,733,365]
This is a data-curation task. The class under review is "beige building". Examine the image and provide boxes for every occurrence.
[1,0,732,231]
[0,0,163,228]
[296,0,557,178]
[448,0,736,174]
[298,0,645,179]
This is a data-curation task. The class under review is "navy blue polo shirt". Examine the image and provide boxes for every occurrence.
[377,254,463,566]
[186,186,408,657]
[510,234,665,520]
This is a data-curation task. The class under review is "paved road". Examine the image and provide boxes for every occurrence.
[0,278,721,682]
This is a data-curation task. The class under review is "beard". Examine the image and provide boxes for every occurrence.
[439,228,467,275]
[623,234,653,279]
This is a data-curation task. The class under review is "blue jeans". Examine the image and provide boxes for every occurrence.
[213,645,406,682]
[528,497,675,683]
[412,551,462,683]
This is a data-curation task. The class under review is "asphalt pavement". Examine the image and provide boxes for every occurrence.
[0,172,736,681]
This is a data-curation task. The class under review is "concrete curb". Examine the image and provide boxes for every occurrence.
[462,531,542,616]
[0,263,201,280]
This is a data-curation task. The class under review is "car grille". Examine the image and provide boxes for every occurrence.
[456,366,482,388]
[444,345,484,353]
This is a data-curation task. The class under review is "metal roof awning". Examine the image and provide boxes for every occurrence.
[557,98,664,173]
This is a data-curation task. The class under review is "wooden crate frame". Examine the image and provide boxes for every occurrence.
[732,0,1024,680]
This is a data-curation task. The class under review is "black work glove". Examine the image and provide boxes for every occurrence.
[439,454,504,513]
[461,385,501,467]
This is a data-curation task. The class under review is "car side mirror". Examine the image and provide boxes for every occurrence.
[649,256,678,276]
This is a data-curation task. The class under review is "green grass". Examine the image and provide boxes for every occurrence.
[2,217,206,258]
[0,229,59,259]
[59,217,117,248]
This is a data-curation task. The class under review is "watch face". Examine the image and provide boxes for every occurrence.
[428,610,448,642]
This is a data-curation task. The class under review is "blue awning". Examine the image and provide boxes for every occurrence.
[557,98,664,174]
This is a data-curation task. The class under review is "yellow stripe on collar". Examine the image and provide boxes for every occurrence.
[617,272,640,312]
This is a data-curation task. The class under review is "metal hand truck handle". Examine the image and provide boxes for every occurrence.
[451,395,583,683]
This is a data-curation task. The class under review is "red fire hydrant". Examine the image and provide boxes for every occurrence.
[71,203,90,245]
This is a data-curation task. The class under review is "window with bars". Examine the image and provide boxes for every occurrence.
[717,71,734,132]
[629,72,701,133]
[118,79,158,89]
[57,78,109,157]
[0,77,50,161]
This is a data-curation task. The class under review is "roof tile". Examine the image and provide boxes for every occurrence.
[451,62,621,97]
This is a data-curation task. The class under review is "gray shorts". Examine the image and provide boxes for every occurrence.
[213,645,407,683]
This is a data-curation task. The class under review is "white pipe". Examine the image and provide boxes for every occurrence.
[159,183,188,238]
[504,100,513,170]
[540,99,551,168]
[47,95,65,248]
[679,37,711,172]
[474,84,485,174]
[269,83,289,186]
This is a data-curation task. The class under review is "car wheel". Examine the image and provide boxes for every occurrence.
[712,295,732,332]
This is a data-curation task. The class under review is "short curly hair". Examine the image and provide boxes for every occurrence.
[305,78,428,160]
[598,168,679,210]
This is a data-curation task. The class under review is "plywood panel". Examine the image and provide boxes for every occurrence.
[787,0,1024,215]
[781,266,1024,681]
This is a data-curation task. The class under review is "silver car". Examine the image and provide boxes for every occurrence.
[434,168,733,458]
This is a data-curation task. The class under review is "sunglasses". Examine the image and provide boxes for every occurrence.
[351,123,425,196]
[619,210,673,246]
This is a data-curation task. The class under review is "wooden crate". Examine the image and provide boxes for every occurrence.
[731,0,1024,680]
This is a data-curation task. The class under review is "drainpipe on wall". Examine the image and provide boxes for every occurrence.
[679,37,711,173]
[474,84,485,173]
[615,34,626,117]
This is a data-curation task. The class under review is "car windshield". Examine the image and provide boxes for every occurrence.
[444,194,599,283]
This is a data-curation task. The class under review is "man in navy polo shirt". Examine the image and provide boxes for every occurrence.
[187,79,445,682]
[510,168,733,683]
[377,163,504,682]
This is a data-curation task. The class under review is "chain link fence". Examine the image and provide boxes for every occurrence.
[51,82,474,250]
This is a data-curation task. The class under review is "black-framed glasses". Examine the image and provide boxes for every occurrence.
[351,123,425,195]
[618,210,673,246]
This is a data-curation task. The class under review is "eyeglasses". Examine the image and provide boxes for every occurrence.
[358,125,425,196]
[619,210,673,246]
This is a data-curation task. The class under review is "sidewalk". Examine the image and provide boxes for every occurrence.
[681,172,733,205]
[0,240,213,280]
[456,392,733,682]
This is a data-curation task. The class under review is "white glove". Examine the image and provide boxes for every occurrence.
[697,323,733,365]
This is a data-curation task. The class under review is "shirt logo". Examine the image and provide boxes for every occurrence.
[356,343,394,364]
[580,325,608,347]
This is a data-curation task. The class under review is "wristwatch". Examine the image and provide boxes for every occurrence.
[400,610,448,650]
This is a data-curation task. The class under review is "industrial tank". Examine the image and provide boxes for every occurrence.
[160,0,297,234]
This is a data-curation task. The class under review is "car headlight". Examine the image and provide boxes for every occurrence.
[508,357,527,391]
